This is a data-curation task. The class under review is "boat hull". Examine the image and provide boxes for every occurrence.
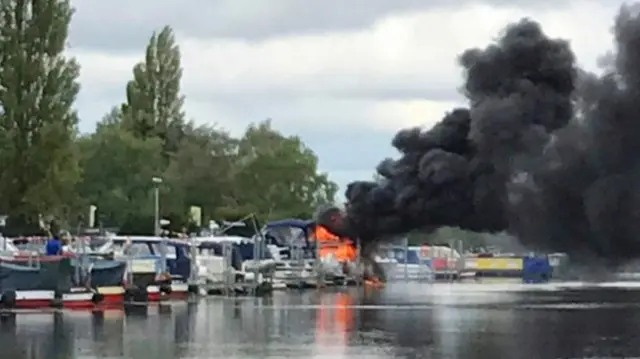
[72,258,126,288]
[0,257,73,292]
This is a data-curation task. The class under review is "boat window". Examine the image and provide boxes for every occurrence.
[391,248,421,264]
[393,249,405,263]
[151,243,177,258]
[265,227,307,248]
[129,243,152,256]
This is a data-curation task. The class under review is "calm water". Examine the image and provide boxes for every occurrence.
[2,282,640,359]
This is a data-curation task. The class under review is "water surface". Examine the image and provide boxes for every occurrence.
[2,282,640,358]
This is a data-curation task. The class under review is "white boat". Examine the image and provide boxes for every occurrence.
[191,235,276,293]
[375,246,435,281]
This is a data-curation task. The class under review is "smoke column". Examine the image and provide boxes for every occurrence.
[343,5,640,263]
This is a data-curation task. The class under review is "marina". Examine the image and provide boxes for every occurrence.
[0,216,563,310]
[0,212,571,311]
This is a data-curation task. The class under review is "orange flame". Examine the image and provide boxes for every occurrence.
[313,225,358,262]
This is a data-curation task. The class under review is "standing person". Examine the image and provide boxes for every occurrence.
[46,234,63,256]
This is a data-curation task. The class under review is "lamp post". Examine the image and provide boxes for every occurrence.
[152,177,163,236]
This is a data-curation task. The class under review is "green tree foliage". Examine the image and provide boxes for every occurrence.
[0,0,80,232]
[76,120,164,234]
[0,16,339,235]
[120,26,184,157]
[162,122,238,228]
[228,120,338,220]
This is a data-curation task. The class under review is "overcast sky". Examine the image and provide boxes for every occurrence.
[68,0,622,197]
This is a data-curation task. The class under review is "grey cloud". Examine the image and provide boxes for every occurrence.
[69,0,581,52]
[186,88,461,107]
[69,0,444,52]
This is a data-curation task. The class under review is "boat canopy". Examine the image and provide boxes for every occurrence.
[262,220,313,247]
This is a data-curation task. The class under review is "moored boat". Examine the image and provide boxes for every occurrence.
[96,235,192,301]
[193,235,275,295]
[261,219,357,288]
[0,254,104,309]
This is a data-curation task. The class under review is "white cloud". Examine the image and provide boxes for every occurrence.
[70,0,621,191]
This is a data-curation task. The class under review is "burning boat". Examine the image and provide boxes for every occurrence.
[261,219,361,288]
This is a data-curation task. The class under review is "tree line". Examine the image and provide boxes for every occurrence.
[0,1,338,236]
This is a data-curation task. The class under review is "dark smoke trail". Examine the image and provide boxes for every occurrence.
[342,5,640,264]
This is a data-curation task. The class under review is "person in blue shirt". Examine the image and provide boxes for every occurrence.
[45,235,63,256]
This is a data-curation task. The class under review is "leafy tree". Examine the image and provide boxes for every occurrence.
[162,122,238,227]
[76,124,164,234]
[120,26,185,157]
[0,0,80,231]
[229,119,338,220]
[96,106,122,131]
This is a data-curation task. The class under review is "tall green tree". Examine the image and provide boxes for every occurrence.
[229,120,338,220]
[76,122,164,233]
[0,0,80,230]
[121,26,185,156]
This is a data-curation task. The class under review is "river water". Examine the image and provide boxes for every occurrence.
[2,281,640,359]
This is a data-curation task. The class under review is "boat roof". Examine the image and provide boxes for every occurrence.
[192,235,253,244]
[107,236,191,245]
[264,219,314,229]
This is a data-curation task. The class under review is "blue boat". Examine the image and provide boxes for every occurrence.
[71,256,127,288]
[9,237,127,289]
[0,256,74,292]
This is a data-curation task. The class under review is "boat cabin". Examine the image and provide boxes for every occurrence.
[260,219,317,260]
[97,236,192,280]
[193,236,273,268]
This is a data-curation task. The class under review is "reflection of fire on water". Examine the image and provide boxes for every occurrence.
[314,293,355,354]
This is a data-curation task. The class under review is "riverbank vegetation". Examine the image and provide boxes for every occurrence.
[0,1,337,235]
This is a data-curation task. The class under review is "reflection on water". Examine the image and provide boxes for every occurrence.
[3,283,640,358]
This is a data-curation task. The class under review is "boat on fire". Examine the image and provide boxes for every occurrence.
[260,219,359,288]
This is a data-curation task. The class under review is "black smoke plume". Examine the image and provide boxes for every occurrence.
[341,5,640,264]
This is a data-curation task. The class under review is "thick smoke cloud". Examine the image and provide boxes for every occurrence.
[342,4,640,263]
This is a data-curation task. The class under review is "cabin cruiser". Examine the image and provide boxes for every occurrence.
[260,219,349,288]
[0,236,122,308]
[191,235,276,294]
[95,235,191,299]
[375,246,435,281]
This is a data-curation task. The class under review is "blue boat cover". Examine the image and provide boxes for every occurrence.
[522,256,552,282]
